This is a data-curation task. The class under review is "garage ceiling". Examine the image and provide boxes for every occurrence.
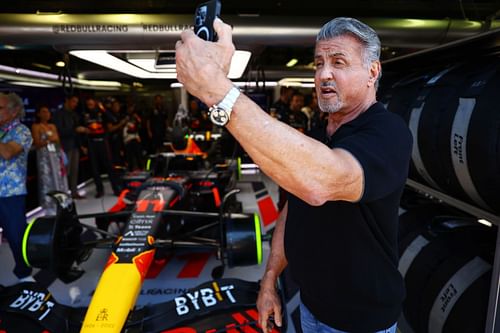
[3,0,499,18]
[0,0,498,89]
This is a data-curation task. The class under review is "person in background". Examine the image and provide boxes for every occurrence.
[123,102,143,171]
[302,90,325,132]
[0,92,34,283]
[198,108,213,132]
[134,98,150,156]
[146,94,168,153]
[271,86,293,122]
[52,95,86,199]
[102,96,114,114]
[82,97,122,198]
[188,99,201,127]
[287,91,308,133]
[105,98,128,166]
[176,17,412,333]
[31,106,69,214]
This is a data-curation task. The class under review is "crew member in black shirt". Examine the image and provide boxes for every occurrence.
[52,95,87,199]
[271,86,293,122]
[82,97,122,198]
[175,16,412,333]
[105,99,128,166]
[146,94,168,153]
[287,91,308,133]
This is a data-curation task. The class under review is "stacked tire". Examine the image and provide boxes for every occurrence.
[383,58,500,213]
[398,209,496,333]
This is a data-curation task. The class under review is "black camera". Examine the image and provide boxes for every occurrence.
[194,0,221,42]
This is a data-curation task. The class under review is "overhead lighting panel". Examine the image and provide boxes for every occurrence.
[286,58,298,67]
[127,52,176,73]
[0,63,122,90]
[70,50,177,79]
[32,62,52,70]
[70,50,252,80]
[228,51,251,78]
[279,77,315,88]
[9,81,58,88]
[153,52,176,70]
[128,58,176,73]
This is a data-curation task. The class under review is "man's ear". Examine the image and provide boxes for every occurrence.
[368,60,381,87]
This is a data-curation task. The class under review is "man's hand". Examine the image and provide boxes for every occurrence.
[76,126,89,134]
[175,18,235,107]
[0,141,23,160]
[257,280,282,333]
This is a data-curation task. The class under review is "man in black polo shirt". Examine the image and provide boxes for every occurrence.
[175,16,412,333]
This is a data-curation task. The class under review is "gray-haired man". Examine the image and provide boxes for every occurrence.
[0,92,34,282]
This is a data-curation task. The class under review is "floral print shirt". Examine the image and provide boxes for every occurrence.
[0,120,32,197]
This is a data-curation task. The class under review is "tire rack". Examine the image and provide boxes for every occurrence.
[405,179,500,333]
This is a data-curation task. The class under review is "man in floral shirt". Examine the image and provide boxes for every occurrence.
[0,92,33,282]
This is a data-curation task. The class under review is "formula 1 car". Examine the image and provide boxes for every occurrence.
[0,153,282,333]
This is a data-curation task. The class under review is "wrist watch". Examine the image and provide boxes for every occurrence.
[208,86,240,126]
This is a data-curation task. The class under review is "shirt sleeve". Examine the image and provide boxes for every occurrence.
[102,110,113,126]
[334,113,412,202]
[13,125,33,153]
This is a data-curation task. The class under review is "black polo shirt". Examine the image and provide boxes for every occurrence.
[284,102,412,332]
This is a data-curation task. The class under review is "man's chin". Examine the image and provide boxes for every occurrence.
[318,99,342,114]
[319,104,342,114]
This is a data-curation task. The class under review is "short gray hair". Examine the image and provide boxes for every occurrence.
[0,92,25,119]
[317,17,382,89]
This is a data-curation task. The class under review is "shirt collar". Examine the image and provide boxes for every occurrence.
[0,119,20,133]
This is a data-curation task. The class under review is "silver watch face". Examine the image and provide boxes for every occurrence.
[209,107,230,126]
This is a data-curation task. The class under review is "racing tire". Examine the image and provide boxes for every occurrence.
[224,213,262,267]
